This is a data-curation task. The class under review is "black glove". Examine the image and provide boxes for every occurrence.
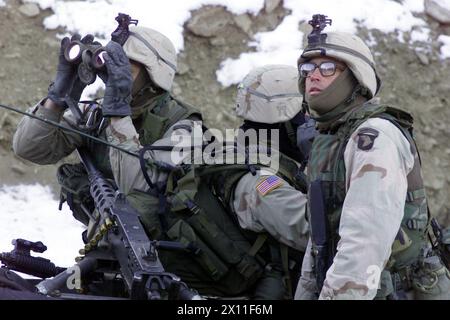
[47,34,99,108]
[101,41,133,117]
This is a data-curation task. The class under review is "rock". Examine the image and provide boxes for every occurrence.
[11,165,26,176]
[177,61,190,75]
[415,50,430,65]
[426,177,445,190]
[299,22,312,35]
[422,137,436,151]
[210,37,226,46]
[265,12,281,30]
[215,113,223,123]
[18,3,40,18]
[221,110,234,122]
[213,96,222,104]
[425,0,450,24]
[43,37,60,49]
[172,82,182,96]
[264,0,282,13]
[233,14,252,35]
[437,83,450,95]
[186,6,232,38]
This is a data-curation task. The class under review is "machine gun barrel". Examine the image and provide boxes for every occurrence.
[35,147,200,300]
[0,239,65,279]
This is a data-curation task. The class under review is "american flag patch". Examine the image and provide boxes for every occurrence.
[256,175,283,196]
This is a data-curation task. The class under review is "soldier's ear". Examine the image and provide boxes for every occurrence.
[130,60,144,81]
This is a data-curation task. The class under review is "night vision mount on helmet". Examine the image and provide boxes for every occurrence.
[298,13,381,99]
[306,14,332,47]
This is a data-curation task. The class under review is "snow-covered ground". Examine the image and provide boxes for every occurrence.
[1,0,449,268]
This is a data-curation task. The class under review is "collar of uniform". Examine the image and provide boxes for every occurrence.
[130,91,169,119]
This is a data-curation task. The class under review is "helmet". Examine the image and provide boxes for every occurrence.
[235,65,303,124]
[298,32,381,98]
[123,26,177,91]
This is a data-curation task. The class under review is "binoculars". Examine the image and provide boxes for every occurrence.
[63,13,138,85]
[64,40,107,85]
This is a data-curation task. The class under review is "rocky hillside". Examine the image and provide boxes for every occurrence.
[0,0,449,225]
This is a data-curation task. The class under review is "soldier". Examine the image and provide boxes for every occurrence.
[13,27,203,226]
[231,65,310,253]
[294,19,450,300]
[106,64,310,299]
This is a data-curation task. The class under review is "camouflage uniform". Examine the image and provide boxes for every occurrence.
[231,65,310,252]
[13,26,202,199]
[109,65,309,299]
[294,31,450,300]
[111,65,309,252]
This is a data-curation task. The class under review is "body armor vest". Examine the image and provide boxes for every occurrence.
[85,93,201,178]
[307,102,429,296]
[128,145,306,298]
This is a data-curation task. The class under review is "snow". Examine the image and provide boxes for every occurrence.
[438,35,450,59]
[410,28,431,43]
[217,0,430,86]
[23,0,450,87]
[0,184,85,268]
[3,0,450,266]
[25,0,264,52]
[434,0,450,9]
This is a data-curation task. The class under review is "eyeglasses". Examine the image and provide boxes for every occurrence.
[298,61,345,78]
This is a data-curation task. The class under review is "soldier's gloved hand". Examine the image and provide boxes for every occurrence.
[47,34,98,108]
[101,41,132,117]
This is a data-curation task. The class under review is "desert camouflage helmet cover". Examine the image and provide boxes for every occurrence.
[235,65,303,124]
[298,32,381,98]
[123,26,177,91]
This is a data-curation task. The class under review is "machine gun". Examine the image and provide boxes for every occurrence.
[33,148,200,300]
[0,239,65,279]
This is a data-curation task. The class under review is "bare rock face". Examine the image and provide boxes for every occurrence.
[233,14,253,35]
[264,0,282,13]
[425,0,450,24]
[186,6,233,37]
[18,3,40,18]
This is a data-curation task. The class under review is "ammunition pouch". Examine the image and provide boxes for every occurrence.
[165,183,266,296]
[412,255,450,300]
[126,177,301,298]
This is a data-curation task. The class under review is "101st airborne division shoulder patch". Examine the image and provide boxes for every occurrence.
[356,127,379,151]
